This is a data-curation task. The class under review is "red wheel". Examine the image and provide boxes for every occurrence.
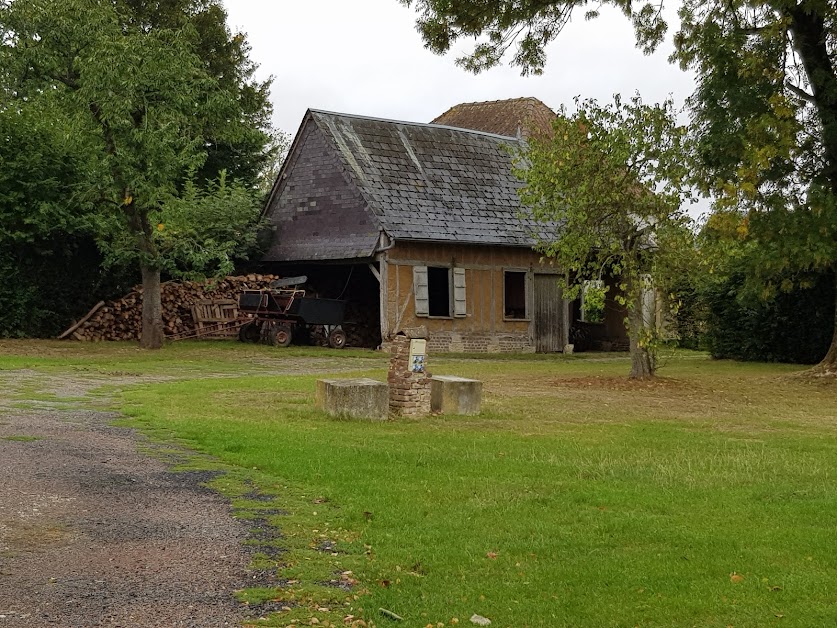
[269,324,292,348]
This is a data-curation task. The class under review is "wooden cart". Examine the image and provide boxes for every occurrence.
[237,277,348,348]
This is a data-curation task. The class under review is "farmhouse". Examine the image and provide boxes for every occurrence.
[261,107,558,352]
[260,99,629,352]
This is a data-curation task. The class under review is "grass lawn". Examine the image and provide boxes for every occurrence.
[3,341,837,627]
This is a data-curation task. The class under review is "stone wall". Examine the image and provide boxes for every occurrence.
[426,331,534,353]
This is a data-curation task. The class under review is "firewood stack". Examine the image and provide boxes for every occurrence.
[67,275,280,341]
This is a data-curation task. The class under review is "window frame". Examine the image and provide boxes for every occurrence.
[503,268,530,321]
[413,265,467,319]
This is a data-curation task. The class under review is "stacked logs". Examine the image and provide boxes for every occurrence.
[66,275,279,341]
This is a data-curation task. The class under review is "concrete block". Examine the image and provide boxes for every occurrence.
[430,375,483,416]
[316,378,389,421]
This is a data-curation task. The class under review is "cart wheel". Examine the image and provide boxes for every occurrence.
[238,321,260,343]
[327,327,347,349]
[269,324,293,348]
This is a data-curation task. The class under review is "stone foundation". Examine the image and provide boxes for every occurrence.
[426,331,535,354]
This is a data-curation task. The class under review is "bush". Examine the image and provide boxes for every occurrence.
[702,269,834,364]
[0,236,136,338]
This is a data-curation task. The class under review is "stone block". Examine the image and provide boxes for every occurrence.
[316,378,389,421]
[430,375,483,416]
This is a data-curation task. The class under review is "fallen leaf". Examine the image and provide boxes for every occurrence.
[486,552,497,560]
[730,572,744,584]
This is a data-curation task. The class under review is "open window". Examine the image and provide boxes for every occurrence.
[414,266,466,318]
[427,266,450,317]
[504,270,528,320]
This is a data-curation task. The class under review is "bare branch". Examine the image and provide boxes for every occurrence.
[786,80,816,104]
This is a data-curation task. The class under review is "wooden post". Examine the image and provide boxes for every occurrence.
[377,252,389,341]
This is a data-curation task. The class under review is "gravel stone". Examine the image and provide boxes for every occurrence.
[0,407,252,626]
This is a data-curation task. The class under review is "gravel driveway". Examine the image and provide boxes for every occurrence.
[0,372,260,627]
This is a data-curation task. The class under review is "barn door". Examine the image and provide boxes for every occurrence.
[533,274,565,353]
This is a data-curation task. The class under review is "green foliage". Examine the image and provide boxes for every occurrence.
[116,0,275,187]
[687,210,835,363]
[400,0,669,75]
[0,103,136,338]
[401,0,837,367]
[581,282,606,323]
[0,0,270,342]
[0,106,86,242]
[702,267,834,364]
[514,95,695,375]
[0,236,137,338]
[138,172,263,278]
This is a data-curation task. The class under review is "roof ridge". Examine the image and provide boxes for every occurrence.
[437,96,552,111]
[309,109,520,142]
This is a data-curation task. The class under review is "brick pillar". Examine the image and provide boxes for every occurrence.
[387,332,431,417]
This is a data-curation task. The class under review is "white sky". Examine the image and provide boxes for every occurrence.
[223,0,696,136]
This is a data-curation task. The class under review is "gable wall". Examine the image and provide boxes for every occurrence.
[263,121,380,261]
[383,240,562,353]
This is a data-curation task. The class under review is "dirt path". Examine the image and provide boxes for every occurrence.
[0,372,256,627]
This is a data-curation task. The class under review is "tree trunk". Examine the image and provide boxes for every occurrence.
[139,264,163,349]
[788,7,837,377]
[628,284,655,379]
[812,271,837,375]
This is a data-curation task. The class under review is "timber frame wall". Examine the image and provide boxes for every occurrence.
[379,241,568,353]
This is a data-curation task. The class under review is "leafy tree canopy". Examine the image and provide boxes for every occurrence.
[118,0,275,186]
[515,95,695,378]
[402,0,837,372]
[0,0,267,348]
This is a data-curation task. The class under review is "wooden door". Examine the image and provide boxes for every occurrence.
[533,274,565,353]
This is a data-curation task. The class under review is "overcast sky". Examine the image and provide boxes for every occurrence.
[223,0,696,136]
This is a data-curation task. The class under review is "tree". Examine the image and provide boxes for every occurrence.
[117,0,275,187]
[515,95,693,378]
[400,0,837,373]
[0,0,264,348]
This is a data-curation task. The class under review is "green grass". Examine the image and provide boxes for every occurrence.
[0,338,381,377]
[110,346,837,627]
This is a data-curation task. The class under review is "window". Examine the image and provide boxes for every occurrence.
[504,271,527,319]
[414,266,466,318]
[427,266,450,317]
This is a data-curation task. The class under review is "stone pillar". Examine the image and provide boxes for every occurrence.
[387,328,431,417]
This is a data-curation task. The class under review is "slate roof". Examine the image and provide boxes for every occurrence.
[431,97,556,139]
[270,110,556,253]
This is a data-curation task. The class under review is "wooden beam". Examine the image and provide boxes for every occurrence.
[377,254,389,340]
[57,301,105,340]
[368,263,381,283]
